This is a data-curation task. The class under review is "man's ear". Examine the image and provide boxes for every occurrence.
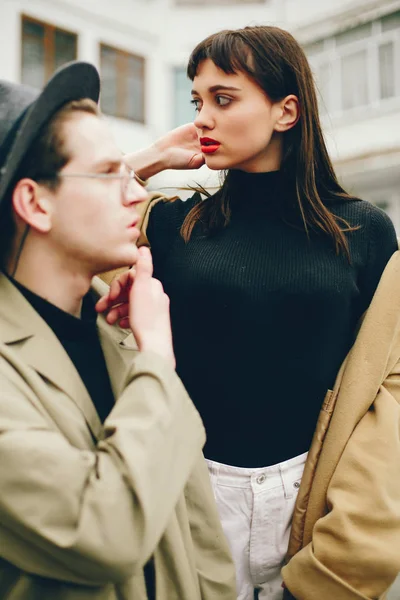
[12,179,53,233]
[274,94,300,133]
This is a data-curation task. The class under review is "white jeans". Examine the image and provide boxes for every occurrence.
[206,452,307,600]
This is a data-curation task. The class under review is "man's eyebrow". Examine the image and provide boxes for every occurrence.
[191,85,242,95]
[92,158,122,171]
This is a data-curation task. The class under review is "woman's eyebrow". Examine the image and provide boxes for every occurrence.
[191,85,242,95]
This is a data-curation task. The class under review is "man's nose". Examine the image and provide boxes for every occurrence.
[124,178,148,206]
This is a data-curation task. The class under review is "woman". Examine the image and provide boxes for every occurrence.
[98,26,399,600]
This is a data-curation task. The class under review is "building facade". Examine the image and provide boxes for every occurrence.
[0,0,399,228]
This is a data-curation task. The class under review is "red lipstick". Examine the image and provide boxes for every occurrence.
[200,137,220,154]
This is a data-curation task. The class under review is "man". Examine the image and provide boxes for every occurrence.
[0,61,236,599]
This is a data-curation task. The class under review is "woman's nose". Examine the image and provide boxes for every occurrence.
[194,106,214,130]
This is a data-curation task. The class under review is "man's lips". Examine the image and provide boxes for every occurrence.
[128,218,140,232]
[200,137,221,154]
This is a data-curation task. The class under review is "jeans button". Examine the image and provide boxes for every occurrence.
[256,473,266,485]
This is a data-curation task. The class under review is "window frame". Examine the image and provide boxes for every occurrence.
[305,11,400,120]
[99,43,146,124]
[172,65,195,128]
[20,14,77,86]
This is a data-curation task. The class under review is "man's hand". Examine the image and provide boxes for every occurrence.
[96,248,175,368]
[96,268,133,329]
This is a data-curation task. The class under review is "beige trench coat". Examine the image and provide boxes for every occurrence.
[0,273,236,600]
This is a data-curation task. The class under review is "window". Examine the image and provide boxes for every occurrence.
[381,10,400,32]
[173,67,195,127]
[304,9,400,117]
[335,23,372,47]
[379,42,395,99]
[100,44,145,123]
[313,61,331,115]
[21,15,77,89]
[341,50,369,109]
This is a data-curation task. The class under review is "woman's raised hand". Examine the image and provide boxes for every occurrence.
[124,123,204,180]
[154,123,205,170]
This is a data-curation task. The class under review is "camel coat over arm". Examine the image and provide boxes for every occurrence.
[0,273,236,600]
[282,248,400,600]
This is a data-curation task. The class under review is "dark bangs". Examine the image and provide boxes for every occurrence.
[187,31,255,80]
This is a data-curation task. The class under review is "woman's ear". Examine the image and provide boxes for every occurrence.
[274,95,300,133]
[12,179,53,233]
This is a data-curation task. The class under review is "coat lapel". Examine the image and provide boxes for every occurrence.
[0,273,102,440]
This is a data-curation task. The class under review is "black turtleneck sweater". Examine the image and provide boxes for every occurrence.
[147,170,398,468]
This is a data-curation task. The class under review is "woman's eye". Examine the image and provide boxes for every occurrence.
[216,96,231,107]
[191,99,201,112]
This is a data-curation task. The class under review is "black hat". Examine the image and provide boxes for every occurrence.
[0,61,100,209]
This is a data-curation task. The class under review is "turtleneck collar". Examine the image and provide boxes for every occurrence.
[8,275,97,340]
[227,169,301,222]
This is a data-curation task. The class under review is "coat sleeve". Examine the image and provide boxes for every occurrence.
[0,350,205,586]
[184,455,237,600]
[282,359,400,600]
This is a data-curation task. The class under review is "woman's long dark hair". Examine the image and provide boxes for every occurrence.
[182,26,357,258]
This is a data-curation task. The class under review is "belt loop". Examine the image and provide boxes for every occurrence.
[279,464,292,500]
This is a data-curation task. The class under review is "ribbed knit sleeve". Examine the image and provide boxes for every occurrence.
[358,203,398,314]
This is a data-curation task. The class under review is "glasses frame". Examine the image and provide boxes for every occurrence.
[58,165,140,198]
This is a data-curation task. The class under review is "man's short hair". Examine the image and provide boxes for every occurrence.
[0,98,99,267]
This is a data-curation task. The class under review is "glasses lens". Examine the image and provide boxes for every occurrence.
[123,168,136,197]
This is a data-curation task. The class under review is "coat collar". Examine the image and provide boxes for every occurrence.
[0,273,136,440]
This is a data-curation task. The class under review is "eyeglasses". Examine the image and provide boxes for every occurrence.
[58,164,140,198]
